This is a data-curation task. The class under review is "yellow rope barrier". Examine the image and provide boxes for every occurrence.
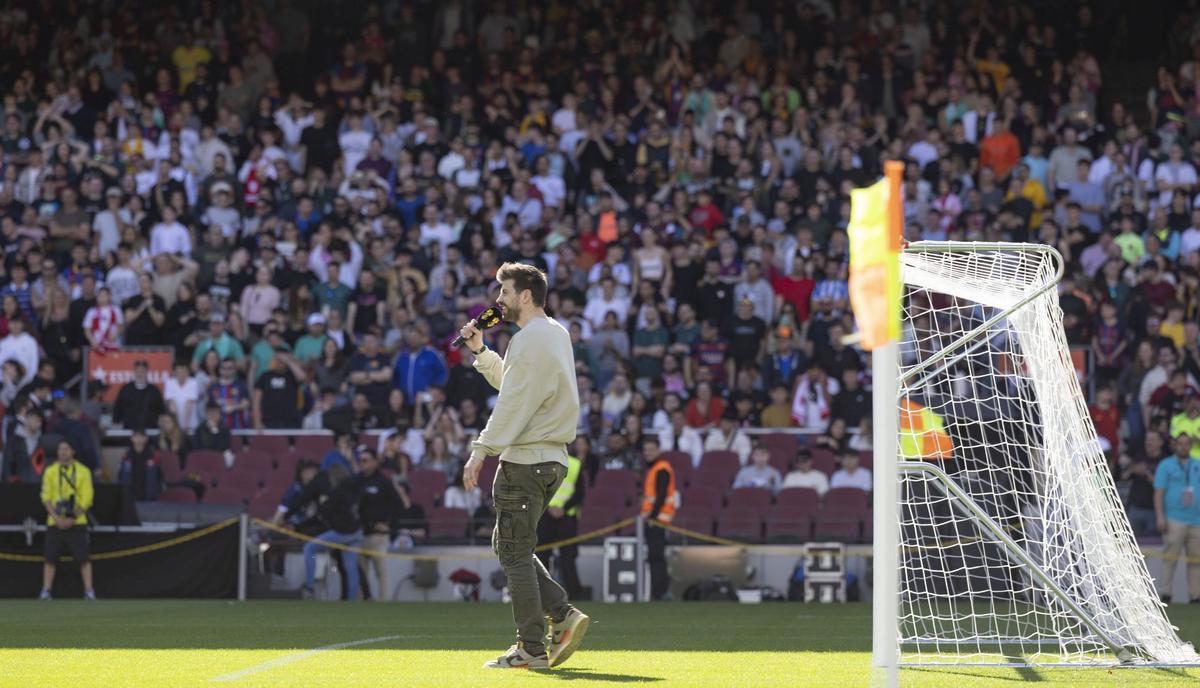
[252,516,640,558]
[533,517,637,552]
[0,518,240,563]
[647,519,749,547]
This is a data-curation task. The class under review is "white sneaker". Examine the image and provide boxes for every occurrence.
[483,643,549,669]
[547,608,590,667]
[38,589,51,601]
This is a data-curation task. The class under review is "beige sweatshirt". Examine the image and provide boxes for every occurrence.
[471,316,580,465]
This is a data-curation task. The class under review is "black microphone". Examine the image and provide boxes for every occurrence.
[451,305,504,348]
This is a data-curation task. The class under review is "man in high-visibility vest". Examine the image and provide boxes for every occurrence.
[537,452,586,598]
[900,397,954,460]
[640,436,679,600]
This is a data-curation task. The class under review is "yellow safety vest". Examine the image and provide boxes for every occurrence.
[548,455,582,517]
[1171,412,1200,459]
[899,398,954,461]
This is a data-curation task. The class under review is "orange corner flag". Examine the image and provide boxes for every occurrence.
[848,160,903,351]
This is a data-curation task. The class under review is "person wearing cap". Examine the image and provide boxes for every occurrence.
[703,406,752,464]
[39,439,96,600]
[190,311,245,367]
[112,359,166,431]
[201,181,242,238]
[294,312,328,363]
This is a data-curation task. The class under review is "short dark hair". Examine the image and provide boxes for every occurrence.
[497,261,548,306]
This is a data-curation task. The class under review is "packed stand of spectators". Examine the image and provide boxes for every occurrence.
[0,0,1193,540]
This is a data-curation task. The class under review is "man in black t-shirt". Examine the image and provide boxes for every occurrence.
[123,273,167,346]
[252,348,306,429]
[727,298,766,368]
[348,333,392,406]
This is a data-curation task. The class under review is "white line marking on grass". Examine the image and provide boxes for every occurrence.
[210,635,401,682]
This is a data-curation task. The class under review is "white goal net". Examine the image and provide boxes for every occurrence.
[893,242,1197,666]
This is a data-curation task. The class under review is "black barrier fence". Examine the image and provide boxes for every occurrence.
[0,518,239,598]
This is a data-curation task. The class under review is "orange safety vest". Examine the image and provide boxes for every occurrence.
[899,398,954,461]
[641,459,679,523]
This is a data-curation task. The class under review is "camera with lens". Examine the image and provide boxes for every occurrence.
[53,496,75,518]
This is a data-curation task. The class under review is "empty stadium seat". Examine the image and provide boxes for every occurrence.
[668,506,716,541]
[825,487,870,511]
[203,483,249,507]
[660,450,694,489]
[477,456,499,498]
[234,450,274,483]
[699,450,741,479]
[765,511,813,541]
[292,434,334,459]
[427,507,470,541]
[159,451,182,484]
[761,432,799,457]
[593,468,639,495]
[407,469,447,512]
[775,487,821,515]
[576,504,629,543]
[186,451,227,485]
[585,485,633,510]
[680,485,723,512]
[716,507,764,541]
[689,468,737,492]
[726,487,772,514]
[813,504,865,541]
[247,435,290,455]
[159,486,197,503]
[809,448,838,476]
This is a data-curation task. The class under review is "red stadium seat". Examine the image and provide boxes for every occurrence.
[594,468,639,495]
[159,451,182,484]
[761,432,799,457]
[809,448,838,477]
[427,507,470,541]
[699,450,741,478]
[661,451,694,489]
[775,487,821,515]
[292,434,334,460]
[586,485,633,510]
[247,435,290,455]
[716,507,764,541]
[765,511,813,541]
[680,486,724,512]
[408,469,447,512]
[726,487,773,514]
[186,451,226,485]
[234,450,274,482]
[813,504,866,541]
[576,504,628,543]
[668,506,716,541]
[159,486,197,503]
[203,482,250,507]
[825,487,870,512]
[689,468,737,492]
[477,456,499,499]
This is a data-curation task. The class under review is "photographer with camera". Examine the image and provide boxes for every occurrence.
[39,439,95,600]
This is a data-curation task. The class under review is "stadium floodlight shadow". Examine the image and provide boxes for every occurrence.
[530,667,664,683]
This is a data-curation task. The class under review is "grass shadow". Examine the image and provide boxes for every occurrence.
[903,667,1042,683]
[532,667,664,683]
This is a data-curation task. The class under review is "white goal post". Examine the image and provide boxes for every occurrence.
[871,241,1199,672]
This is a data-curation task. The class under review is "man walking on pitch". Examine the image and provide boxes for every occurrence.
[460,262,590,669]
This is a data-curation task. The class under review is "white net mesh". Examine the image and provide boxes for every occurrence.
[895,242,1198,666]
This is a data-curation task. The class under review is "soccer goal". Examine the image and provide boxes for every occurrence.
[870,241,1199,671]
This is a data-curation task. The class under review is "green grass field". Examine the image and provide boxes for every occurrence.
[2,601,1200,687]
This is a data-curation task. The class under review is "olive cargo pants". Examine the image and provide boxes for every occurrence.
[492,460,572,655]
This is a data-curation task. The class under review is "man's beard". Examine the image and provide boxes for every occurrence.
[500,298,518,322]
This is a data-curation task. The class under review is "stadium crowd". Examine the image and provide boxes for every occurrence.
[0,0,1195,547]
